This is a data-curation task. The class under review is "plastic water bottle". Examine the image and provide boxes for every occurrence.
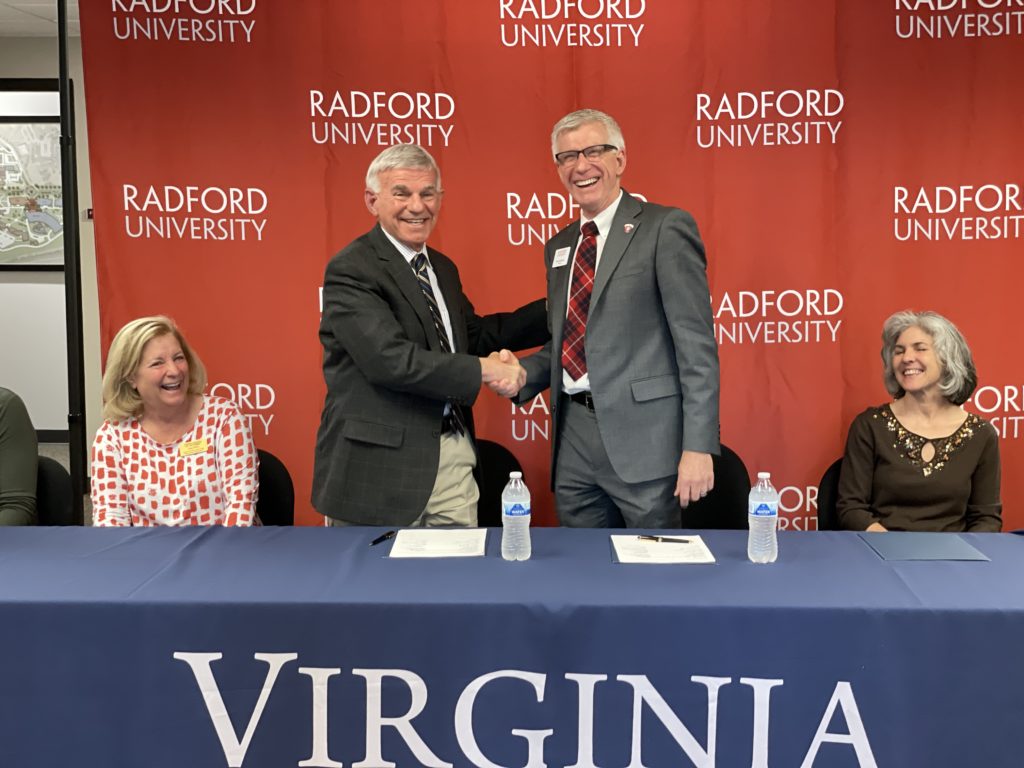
[747,471,779,564]
[501,471,531,561]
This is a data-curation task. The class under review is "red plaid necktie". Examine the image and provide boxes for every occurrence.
[561,221,599,380]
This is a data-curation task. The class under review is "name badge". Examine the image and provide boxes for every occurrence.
[179,438,209,457]
[552,247,571,268]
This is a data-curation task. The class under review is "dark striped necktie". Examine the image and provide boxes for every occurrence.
[412,253,467,436]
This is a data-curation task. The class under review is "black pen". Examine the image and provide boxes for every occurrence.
[637,535,691,544]
[370,530,397,547]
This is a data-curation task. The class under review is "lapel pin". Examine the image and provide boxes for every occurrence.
[623,223,634,233]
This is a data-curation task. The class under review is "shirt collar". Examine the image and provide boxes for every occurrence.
[580,189,624,238]
[380,226,427,267]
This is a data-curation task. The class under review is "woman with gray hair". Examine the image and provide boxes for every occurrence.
[837,310,1001,532]
[91,316,258,526]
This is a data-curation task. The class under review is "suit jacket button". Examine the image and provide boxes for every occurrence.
[432,429,441,437]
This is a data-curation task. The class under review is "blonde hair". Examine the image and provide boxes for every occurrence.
[101,316,207,420]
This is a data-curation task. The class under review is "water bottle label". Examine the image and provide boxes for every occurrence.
[503,503,531,516]
[749,502,778,517]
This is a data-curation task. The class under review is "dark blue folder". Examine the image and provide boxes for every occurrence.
[859,531,989,561]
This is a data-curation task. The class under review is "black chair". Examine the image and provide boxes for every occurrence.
[36,455,76,526]
[816,458,843,531]
[679,443,751,529]
[476,439,523,527]
[255,449,294,526]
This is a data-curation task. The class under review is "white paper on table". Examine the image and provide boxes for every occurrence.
[611,535,716,564]
[388,528,488,558]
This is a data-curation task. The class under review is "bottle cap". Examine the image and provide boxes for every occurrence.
[757,471,771,479]
[509,471,523,479]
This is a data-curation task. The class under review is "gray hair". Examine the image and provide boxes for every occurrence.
[881,310,977,405]
[365,144,441,193]
[550,109,626,160]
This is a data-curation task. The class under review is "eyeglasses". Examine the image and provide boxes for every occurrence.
[554,144,618,167]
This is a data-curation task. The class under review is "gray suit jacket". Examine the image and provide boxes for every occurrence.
[520,192,720,485]
[313,224,547,525]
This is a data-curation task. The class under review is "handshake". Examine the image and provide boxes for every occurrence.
[480,349,526,398]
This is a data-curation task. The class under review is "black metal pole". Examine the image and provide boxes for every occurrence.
[57,0,87,523]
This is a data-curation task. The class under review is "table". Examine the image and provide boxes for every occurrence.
[0,527,1021,767]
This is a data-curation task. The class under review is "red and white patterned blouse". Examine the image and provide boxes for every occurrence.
[91,396,258,526]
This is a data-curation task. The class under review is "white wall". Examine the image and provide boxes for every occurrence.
[0,272,68,428]
[0,36,101,438]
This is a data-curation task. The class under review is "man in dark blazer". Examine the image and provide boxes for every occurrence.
[510,109,720,528]
[313,144,546,527]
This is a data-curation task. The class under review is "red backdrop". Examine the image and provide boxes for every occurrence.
[81,1,1024,528]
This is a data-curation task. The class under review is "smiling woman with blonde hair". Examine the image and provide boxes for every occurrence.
[836,310,1001,532]
[91,316,258,526]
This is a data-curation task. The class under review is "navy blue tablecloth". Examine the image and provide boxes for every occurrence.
[0,527,1020,767]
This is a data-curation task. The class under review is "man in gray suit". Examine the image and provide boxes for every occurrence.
[507,109,720,528]
[314,144,547,527]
